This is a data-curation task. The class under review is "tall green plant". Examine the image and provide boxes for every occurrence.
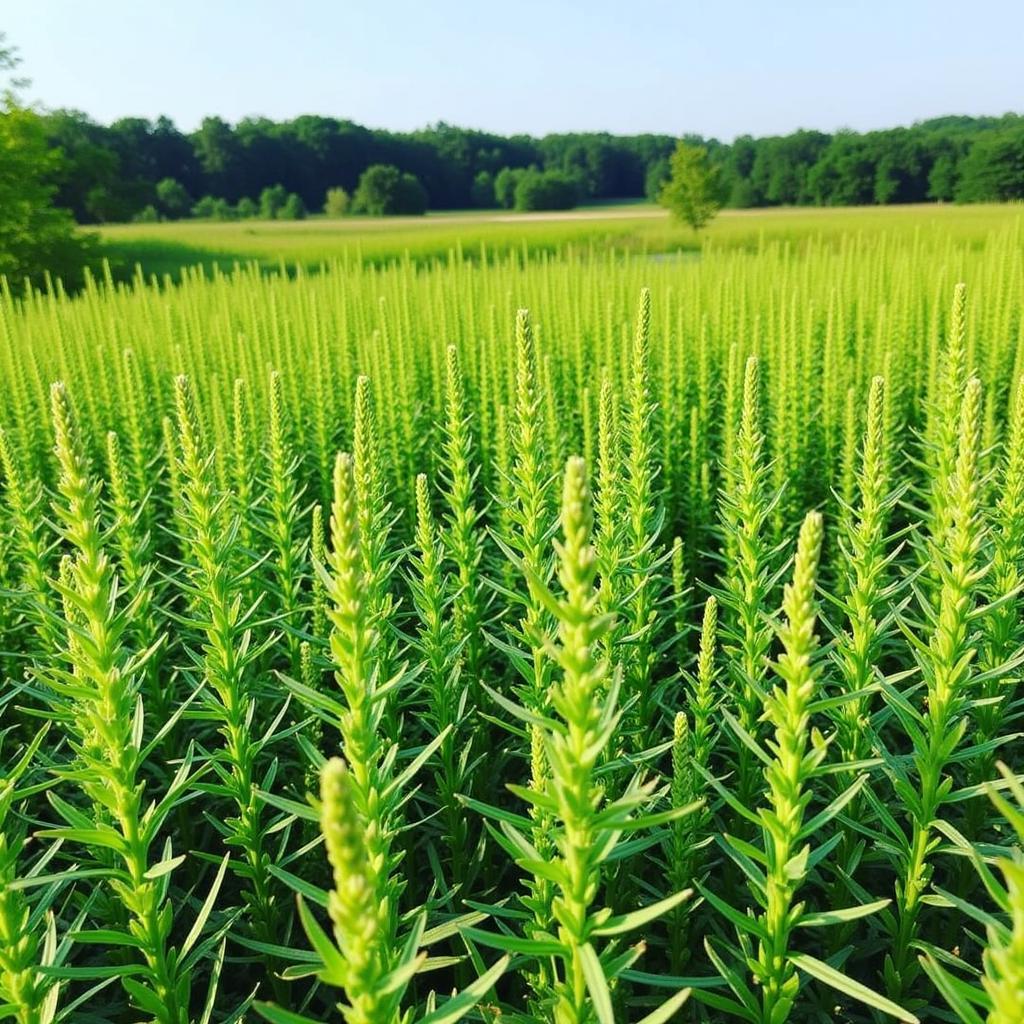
[471,456,693,1024]
[42,382,197,1024]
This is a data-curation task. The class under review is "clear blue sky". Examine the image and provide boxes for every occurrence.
[5,0,1023,139]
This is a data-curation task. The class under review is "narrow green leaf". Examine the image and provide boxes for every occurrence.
[593,889,691,936]
[797,899,890,928]
[181,853,229,960]
[253,1003,321,1024]
[635,987,691,1024]
[416,955,509,1024]
[578,943,614,1024]
[791,953,919,1022]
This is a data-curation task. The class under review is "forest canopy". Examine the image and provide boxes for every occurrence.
[36,110,1024,223]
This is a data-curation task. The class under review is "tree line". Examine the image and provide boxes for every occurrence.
[39,110,1024,223]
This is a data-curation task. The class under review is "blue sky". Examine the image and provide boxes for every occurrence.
[5,0,1023,138]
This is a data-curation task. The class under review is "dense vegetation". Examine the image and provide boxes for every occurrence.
[0,36,93,287]
[350,163,428,216]
[38,109,1024,224]
[1,213,1023,1022]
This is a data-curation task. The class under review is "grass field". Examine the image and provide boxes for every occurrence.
[2,204,1024,1023]
[95,201,1021,281]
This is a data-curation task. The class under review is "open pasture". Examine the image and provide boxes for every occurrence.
[93,202,1019,281]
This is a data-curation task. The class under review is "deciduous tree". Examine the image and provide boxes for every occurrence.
[658,141,720,231]
[0,35,93,286]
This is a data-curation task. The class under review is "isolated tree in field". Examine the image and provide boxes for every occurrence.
[659,141,721,231]
[352,163,428,215]
[155,177,192,219]
[323,186,350,217]
[0,34,92,286]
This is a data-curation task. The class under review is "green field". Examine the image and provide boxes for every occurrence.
[2,205,1024,1024]
[95,201,1021,280]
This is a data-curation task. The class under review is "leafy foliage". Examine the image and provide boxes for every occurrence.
[352,164,428,216]
[658,142,720,231]
[0,40,93,286]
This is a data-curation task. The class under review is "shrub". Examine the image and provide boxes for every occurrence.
[192,195,236,220]
[280,192,306,220]
[493,166,525,209]
[191,195,217,219]
[352,164,428,216]
[133,203,160,223]
[154,177,192,220]
[258,183,288,219]
[513,168,579,211]
[323,186,350,218]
